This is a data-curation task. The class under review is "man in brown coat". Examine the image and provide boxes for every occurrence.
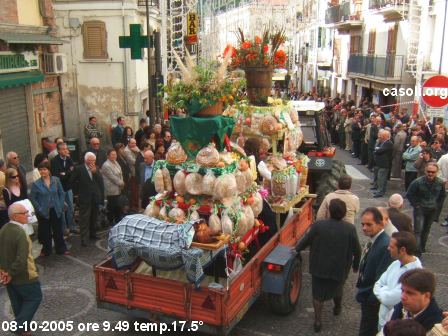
[387,194,413,233]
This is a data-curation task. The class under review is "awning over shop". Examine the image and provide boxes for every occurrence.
[0,33,65,45]
[0,71,44,89]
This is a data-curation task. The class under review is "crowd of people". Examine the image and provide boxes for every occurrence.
[1,96,448,336]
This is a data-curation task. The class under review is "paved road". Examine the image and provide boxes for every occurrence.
[1,148,447,336]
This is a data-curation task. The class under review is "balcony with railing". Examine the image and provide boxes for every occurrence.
[325,2,362,33]
[137,0,160,7]
[368,0,409,21]
[347,54,404,81]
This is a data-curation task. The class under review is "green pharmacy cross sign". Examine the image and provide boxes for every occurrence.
[119,24,153,60]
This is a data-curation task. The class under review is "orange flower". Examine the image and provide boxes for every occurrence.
[223,44,237,58]
[241,41,252,49]
[245,53,256,61]
[263,45,269,54]
[255,36,262,44]
[274,50,287,65]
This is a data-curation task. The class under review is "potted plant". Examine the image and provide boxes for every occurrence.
[223,28,287,105]
[161,51,244,117]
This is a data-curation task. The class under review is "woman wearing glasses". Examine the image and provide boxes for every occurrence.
[30,162,68,256]
[1,168,27,229]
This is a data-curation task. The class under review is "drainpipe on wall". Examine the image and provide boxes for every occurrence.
[122,0,129,115]
[439,0,447,74]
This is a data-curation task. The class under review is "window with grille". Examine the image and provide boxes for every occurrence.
[82,21,108,59]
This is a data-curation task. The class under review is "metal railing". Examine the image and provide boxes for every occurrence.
[325,2,351,24]
[369,0,409,10]
[137,0,160,7]
[347,54,404,80]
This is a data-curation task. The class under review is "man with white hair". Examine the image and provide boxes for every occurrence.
[372,129,393,198]
[387,194,413,232]
[70,152,104,247]
[0,203,42,335]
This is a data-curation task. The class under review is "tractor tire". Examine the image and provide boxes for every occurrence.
[268,258,302,315]
[314,159,346,210]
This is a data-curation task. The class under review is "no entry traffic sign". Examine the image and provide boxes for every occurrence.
[422,75,448,108]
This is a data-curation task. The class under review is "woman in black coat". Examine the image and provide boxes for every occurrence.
[296,198,361,332]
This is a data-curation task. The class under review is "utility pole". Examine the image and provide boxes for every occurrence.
[146,0,156,127]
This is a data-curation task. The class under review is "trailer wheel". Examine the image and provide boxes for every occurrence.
[268,258,302,315]
[314,159,346,209]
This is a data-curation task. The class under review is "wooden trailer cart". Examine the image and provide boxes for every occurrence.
[94,197,314,335]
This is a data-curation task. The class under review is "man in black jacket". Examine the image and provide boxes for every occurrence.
[390,269,444,332]
[372,129,394,198]
[356,207,394,336]
[138,150,157,209]
[70,152,104,247]
[50,142,78,234]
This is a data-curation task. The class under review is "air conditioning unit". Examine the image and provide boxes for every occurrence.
[43,53,67,74]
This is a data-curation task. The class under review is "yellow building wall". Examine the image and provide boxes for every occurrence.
[17,0,43,26]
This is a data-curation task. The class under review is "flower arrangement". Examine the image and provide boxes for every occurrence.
[161,51,245,116]
[224,28,287,69]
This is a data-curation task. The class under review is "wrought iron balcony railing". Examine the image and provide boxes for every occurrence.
[137,0,160,7]
[347,54,404,80]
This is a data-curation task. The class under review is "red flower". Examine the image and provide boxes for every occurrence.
[245,53,256,61]
[274,50,287,65]
[241,41,252,49]
[223,44,237,58]
[255,36,262,44]
[263,45,269,54]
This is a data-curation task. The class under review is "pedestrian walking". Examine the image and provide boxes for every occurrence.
[0,203,42,336]
[70,152,105,247]
[296,199,361,332]
[101,149,125,225]
[406,162,446,255]
[373,231,422,331]
[402,136,421,191]
[316,175,360,224]
[30,162,68,256]
[356,207,393,336]
[372,130,393,198]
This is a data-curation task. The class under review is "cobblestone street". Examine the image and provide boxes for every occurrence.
[1,148,447,336]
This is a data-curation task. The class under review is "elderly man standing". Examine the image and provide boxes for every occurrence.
[138,150,157,209]
[372,130,394,198]
[406,162,446,255]
[316,175,360,224]
[402,136,421,191]
[391,124,407,179]
[0,203,42,335]
[83,137,107,168]
[368,116,382,171]
[387,194,413,232]
[70,152,104,247]
[6,151,27,197]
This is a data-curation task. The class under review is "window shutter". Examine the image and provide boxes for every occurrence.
[368,30,376,55]
[83,21,108,59]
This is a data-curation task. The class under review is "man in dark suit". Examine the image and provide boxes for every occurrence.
[138,150,157,209]
[50,142,77,234]
[356,207,394,336]
[372,129,394,198]
[387,194,413,233]
[70,152,104,246]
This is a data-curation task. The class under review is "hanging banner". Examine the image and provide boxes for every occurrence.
[186,12,198,44]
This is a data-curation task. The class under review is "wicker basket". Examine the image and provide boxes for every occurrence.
[196,102,223,117]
